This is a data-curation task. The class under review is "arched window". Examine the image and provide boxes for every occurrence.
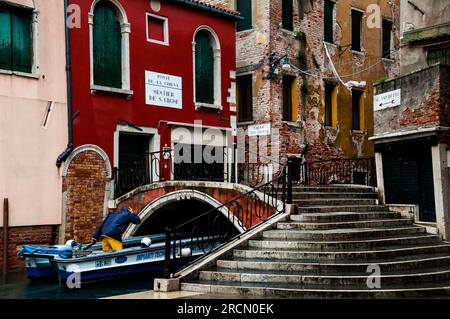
[89,0,131,95]
[93,2,121,88]
[193,27,221,111]
[195,31,214,104]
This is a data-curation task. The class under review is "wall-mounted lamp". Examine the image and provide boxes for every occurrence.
[266,52,291,79]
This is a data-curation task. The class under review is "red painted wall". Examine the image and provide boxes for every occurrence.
[69,0,237,162]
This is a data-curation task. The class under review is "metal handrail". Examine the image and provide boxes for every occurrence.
[163,162,290,278]
[292,156,376,187]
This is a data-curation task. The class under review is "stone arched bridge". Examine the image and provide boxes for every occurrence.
[112,180,283,238]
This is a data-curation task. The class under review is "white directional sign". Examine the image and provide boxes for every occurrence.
[374,89,401,111]
[145,71,182,109]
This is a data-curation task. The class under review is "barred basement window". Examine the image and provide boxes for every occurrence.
[324,0,334,43]
[237,74,253,122]
[351,9,363,52]
[383,19,393,59]
[236,0,252,32]
[282,0,293,31]
[0,4,32,73]
[93,2,122,88]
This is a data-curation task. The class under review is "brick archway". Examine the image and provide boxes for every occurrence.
[61,145,112,243]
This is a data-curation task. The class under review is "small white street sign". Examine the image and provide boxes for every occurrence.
[374,89,401,111]
[145,71,182,109]
[248,123,271,137]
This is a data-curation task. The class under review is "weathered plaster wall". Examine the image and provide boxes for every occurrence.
[401,0,450,32]
[374,64,450,136]
[0,0,67,228]
[400,0,450,74]
[206,0,400,162]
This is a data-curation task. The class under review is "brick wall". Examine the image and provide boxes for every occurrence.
[0,225,57,273]
[374,64,449,135]
[205,0,401,164]
[62,150,108,243]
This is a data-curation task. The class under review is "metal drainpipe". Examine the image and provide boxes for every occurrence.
[56,0,74,168]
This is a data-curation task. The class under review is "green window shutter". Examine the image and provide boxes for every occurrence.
[351,10,362,52]
[282,0,293,31]
[11,9,31,73]
[93,2,122,88]
[237,0,252,32]
[428,47,450,66]
[0,6,12,71]
[195,31,214,104]
[324,0,334,43]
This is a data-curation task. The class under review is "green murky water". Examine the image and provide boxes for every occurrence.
[0,272,155,299]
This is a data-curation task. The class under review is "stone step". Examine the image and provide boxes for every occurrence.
[180,281,450,298]
[277,219,413,230]
[292,192,379,199]
[291,186,376,193]
[294,199,378,206]
[262,226,426,241]
[247,234,441,250]
[291,211,402,222]
[216,254,450,273]
[198,266,450,286]
[299,205,388,213]
[233,244,450,261]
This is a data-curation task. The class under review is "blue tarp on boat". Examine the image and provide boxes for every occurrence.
[19,245,73,259]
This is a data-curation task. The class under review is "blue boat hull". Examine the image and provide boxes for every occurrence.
[57,256,197,282]
[26,265,56,280]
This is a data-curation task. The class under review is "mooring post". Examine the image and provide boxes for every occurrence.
[163,227,171,279]
[2,198,9,277]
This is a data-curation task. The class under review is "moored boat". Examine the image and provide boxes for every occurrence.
[18,234,167,280]
[52,237,221,283]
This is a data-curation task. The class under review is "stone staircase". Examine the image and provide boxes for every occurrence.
[180,185,450,298]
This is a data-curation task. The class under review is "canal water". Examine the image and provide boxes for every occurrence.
[0,272,155,299]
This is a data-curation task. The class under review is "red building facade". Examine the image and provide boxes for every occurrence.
[61,0,238,242]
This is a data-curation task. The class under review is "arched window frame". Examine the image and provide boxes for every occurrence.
[89,0,132,97]
[192,26,222,112]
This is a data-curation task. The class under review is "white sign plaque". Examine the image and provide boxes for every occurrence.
[374,89,401,111]
[145,71,182,109]
[248,123,271,137]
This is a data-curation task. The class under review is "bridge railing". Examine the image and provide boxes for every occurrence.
[291,157,376,187]
[113,145,286,198]
[114,146,234,198]
[236,147,285,188]
[162,161,293,278]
